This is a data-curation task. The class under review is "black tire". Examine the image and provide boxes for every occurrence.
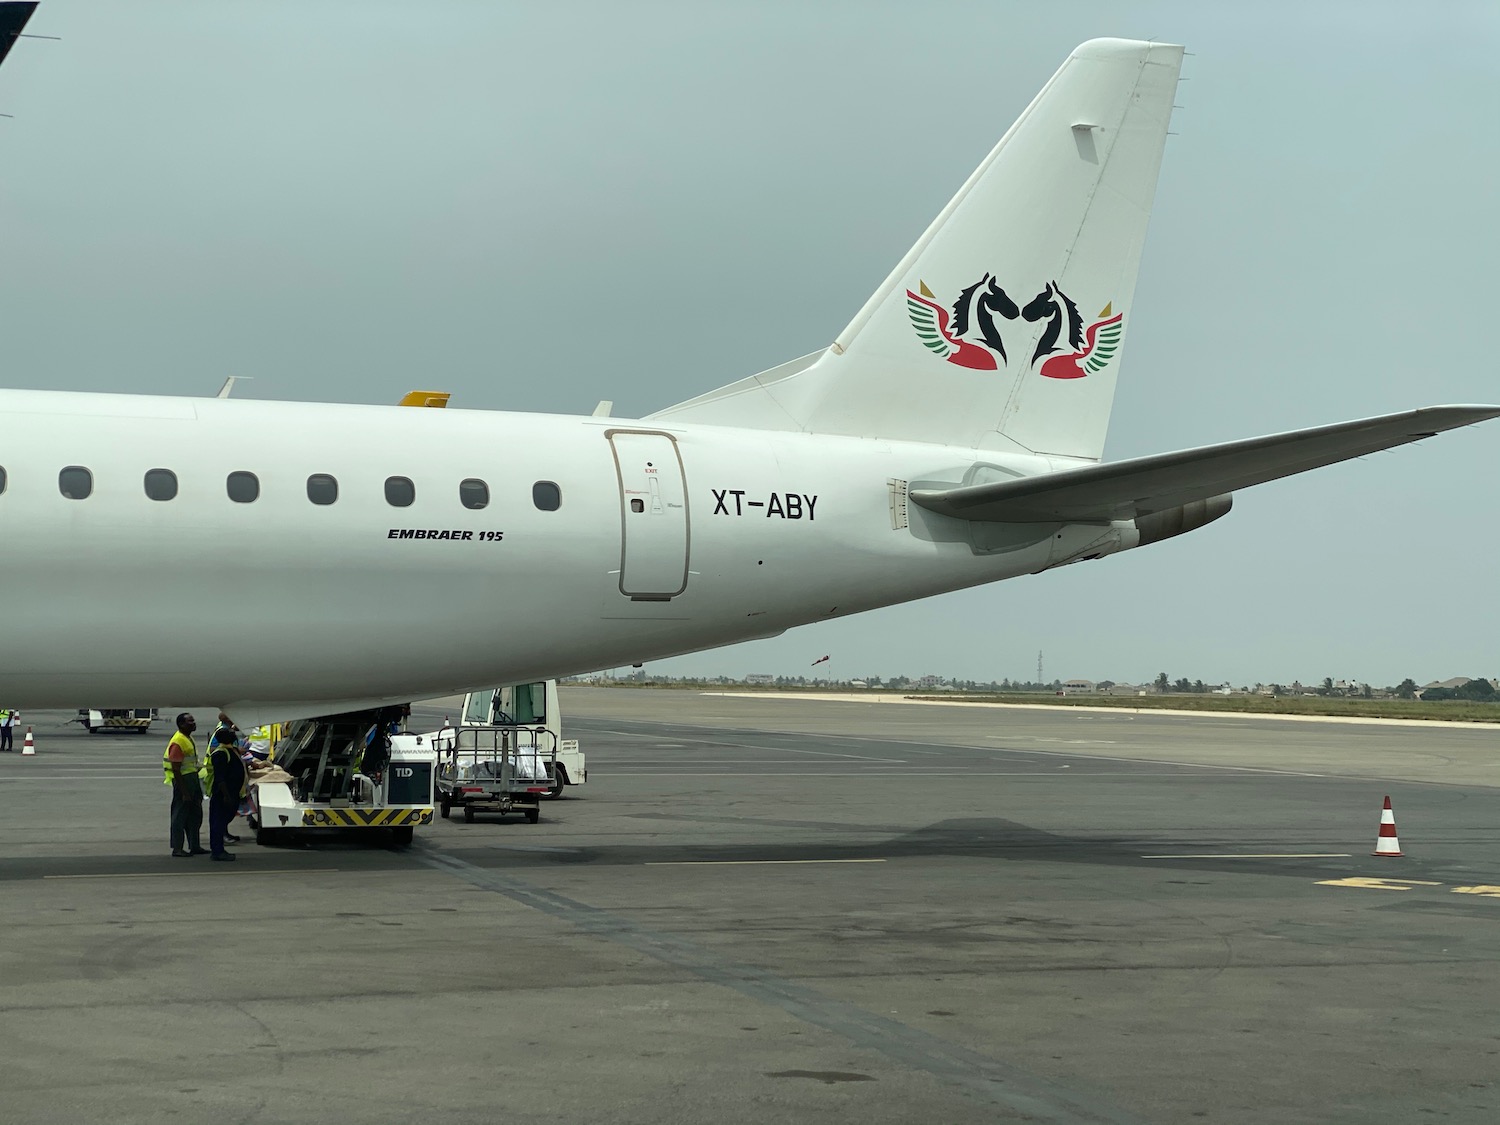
[463,805,475,824]
[439,798,451,820]
[545,766,565,800]
[255,827,279,847]
[390,825,414,848]
[525,807,540,824]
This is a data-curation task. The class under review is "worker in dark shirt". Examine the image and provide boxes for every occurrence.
[205,727,247,862]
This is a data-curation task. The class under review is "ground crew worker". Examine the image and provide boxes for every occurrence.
[212,715,247,841]
[0,708,15,752]
[204,727,246,862]
[163,712,205,857]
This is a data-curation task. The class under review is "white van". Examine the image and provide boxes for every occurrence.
[459,680,586,798]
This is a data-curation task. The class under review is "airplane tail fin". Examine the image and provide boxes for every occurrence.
[650,39,1184,460]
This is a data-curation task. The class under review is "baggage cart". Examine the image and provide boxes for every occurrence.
[433,724,556,824]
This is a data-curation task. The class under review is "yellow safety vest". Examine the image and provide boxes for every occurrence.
[202,740,245,798]
[162,731,198,785]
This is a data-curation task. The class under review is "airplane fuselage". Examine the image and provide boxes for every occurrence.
[0,390,1115,713]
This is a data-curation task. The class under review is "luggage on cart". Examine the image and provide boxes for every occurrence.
[435,725,556,824]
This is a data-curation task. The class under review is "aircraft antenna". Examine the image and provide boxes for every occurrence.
[1037,651,1043,686]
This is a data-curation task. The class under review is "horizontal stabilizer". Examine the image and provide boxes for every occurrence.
[911,405,1500,523]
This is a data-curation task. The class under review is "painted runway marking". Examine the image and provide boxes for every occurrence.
[586,725,907,763]
[44,868,343,879]
[644,858,887,867]
[583,720,1334,778]
[1144,853,1352,859]
[0,775,154,782]
[1316,877,1443,891]
[1452,886,1500,898]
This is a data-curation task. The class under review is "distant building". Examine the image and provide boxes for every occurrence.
[745,673,775,685]
[1060,679,1094,694]
[1423,677,1472,691]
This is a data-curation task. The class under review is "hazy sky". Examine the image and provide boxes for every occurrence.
[2,2,1497,688]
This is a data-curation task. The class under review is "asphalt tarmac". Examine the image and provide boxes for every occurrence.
[2,690,1499,1124]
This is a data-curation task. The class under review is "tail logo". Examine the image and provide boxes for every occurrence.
[906,276,1121,379]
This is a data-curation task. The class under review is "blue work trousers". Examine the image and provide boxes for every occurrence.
[208,794,237,856]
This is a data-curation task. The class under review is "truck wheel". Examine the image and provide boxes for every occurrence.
[546,767,565,800]
[439,798,451,819]
[525,807,541,824]
[390,826,414,848]
[463,805,475,824]
[255,827,280,847]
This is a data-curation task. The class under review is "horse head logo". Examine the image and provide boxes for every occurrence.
[907,275,1121,379]
[905,275,1019,370]
[1021,281,1083,366]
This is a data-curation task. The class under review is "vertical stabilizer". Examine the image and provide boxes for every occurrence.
[650,39,1183,460]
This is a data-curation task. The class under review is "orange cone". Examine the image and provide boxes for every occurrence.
[20,726,35,756]
[1372,795,1402,857]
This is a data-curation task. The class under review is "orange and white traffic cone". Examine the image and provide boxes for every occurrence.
[20,726,35,756]
[1372,795,1402,857]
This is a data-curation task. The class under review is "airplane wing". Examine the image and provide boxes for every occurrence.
[0,3,38,71]
[909,405,1500,524]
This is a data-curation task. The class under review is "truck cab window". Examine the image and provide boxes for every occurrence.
[59,466,93,500]
[307,474,338,506]
[226,471,259,503]
[385,476,415,507]
[144,469,178,501]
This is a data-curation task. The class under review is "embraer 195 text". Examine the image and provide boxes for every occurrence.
[3,38,1494,721]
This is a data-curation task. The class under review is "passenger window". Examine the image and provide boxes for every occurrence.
[0,466,6,495]
[459,478,489,510]
[533,481,561,511]
[385,476,415,507]
[226,471,259,503]
[144,469,178,502]
[59,466,93,500]
[307,474,338,506]
[629,498,644,514]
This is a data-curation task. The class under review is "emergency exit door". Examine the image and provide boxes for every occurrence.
[608,431,689,599]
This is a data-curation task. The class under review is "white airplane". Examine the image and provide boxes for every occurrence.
[2,37,1494,722]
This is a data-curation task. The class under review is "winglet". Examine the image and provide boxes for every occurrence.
[0,3,38,72]
[397,391,451,408]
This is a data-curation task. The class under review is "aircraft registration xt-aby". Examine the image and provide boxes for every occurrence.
[2,33,1495,721]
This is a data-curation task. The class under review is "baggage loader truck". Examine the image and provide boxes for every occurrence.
[248,706,435,847]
